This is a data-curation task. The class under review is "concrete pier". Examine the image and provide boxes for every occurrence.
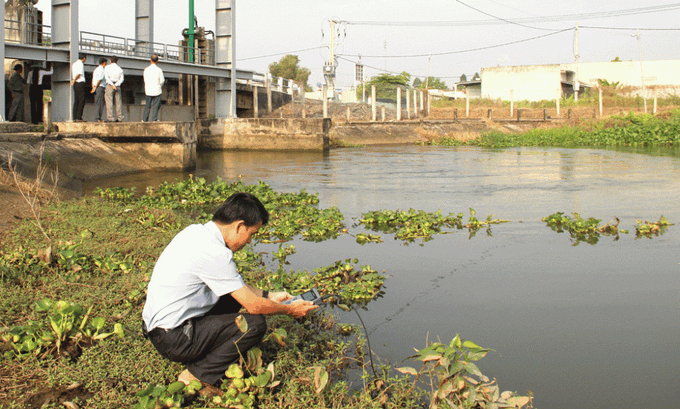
[53,121,197,169]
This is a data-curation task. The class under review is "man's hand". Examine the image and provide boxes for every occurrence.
[286,300,318,318]
[268,291,292,303]
[232,285,318,318]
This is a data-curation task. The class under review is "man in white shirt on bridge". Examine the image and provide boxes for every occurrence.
[70,53,87,121]
[142,54,165,122]
[90,58,107,122]
[104,55,125,122]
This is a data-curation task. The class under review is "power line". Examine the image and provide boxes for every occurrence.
[342,28,573,59]
[337,55,476,81]
[580,26,680,31]
[455,0,561,31]
[238,46,325,62]
[339,3,680,27]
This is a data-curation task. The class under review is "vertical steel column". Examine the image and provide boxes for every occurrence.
[51,0,79,122]
[135,0,154,55]
[188,0,195,62]
[0,0,5,119]
[215,0,236,118]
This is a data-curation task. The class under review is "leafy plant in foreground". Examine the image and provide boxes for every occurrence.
[1,299,124,360]
[133,379,203,409]
[397,335,532,409]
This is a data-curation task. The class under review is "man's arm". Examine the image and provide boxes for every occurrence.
[231,285,317,318]
[71,63,81,85]
[115,70,124,87]
[105,68,114,87]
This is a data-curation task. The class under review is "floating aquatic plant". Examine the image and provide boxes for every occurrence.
[359,208,509,243]
[635,216,674,239]
[542,212,628,245]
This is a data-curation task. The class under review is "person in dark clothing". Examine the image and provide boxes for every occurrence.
[27,62,53,124]
[71,53,87,121]
[7,64,25,122]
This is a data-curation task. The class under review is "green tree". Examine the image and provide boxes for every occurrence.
[268,55,311,90]
[357,72,412,102]
[459,74,467,83]
[419,77,447,90]
[472,72,481,81]
[413,78,422,88]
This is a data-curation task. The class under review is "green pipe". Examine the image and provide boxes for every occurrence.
[188,0,195,62]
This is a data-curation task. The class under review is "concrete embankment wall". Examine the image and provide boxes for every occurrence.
[199,118,331,151]
[196,117,546,151]
[330,119,544,146]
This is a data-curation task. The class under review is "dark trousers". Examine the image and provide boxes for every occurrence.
[143,94,162,122]
[72,82,86,120]
[146,295,267,386]
[8,91,24,122]
[93,87,106,121]
[29,85,43,124]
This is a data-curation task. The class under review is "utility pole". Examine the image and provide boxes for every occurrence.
[633,30,647,113]
[425,54,431,89]
[574,23,579,103]
[323,19,337,102]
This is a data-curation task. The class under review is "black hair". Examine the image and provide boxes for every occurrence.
[99,57,107,65]
[212,192,269,227]
[13,64,22,72]
[150,54,159,63]
[78,53,87,60]
[110,55,118,63]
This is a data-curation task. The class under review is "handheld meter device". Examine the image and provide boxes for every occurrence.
[282,288,323,305]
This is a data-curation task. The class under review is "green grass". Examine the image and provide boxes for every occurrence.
[425,110,680,148]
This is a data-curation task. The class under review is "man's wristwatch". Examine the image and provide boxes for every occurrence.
[262,290,269,299]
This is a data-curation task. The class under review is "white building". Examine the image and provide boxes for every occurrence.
[481,60,680,102]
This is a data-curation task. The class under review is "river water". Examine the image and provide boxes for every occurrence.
[85,146,680,409]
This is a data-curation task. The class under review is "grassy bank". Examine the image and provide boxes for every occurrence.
[0,178,529,408]
[426,110,680,148]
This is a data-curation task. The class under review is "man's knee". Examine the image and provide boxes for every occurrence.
[247,314,267,340]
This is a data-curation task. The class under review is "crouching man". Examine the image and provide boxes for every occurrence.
[142,192,317,387]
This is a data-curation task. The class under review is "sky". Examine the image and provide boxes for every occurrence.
[34,0,680,90]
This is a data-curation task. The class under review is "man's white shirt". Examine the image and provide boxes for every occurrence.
[71,60,85,82]
[144,64,165,97]
[104,63,124,87]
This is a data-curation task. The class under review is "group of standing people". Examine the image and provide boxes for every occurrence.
[72,53,126,122]
[71,53,164,122]
[6,53,165,123]
[79,54,125,122]
[6,61,52,123]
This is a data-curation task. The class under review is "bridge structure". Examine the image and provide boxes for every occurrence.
[2,0,294,122]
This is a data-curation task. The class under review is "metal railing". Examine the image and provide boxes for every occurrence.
[79,31,215,65]
[237,72,296,95]
[4,19,51,46]
[3,21,296,89]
